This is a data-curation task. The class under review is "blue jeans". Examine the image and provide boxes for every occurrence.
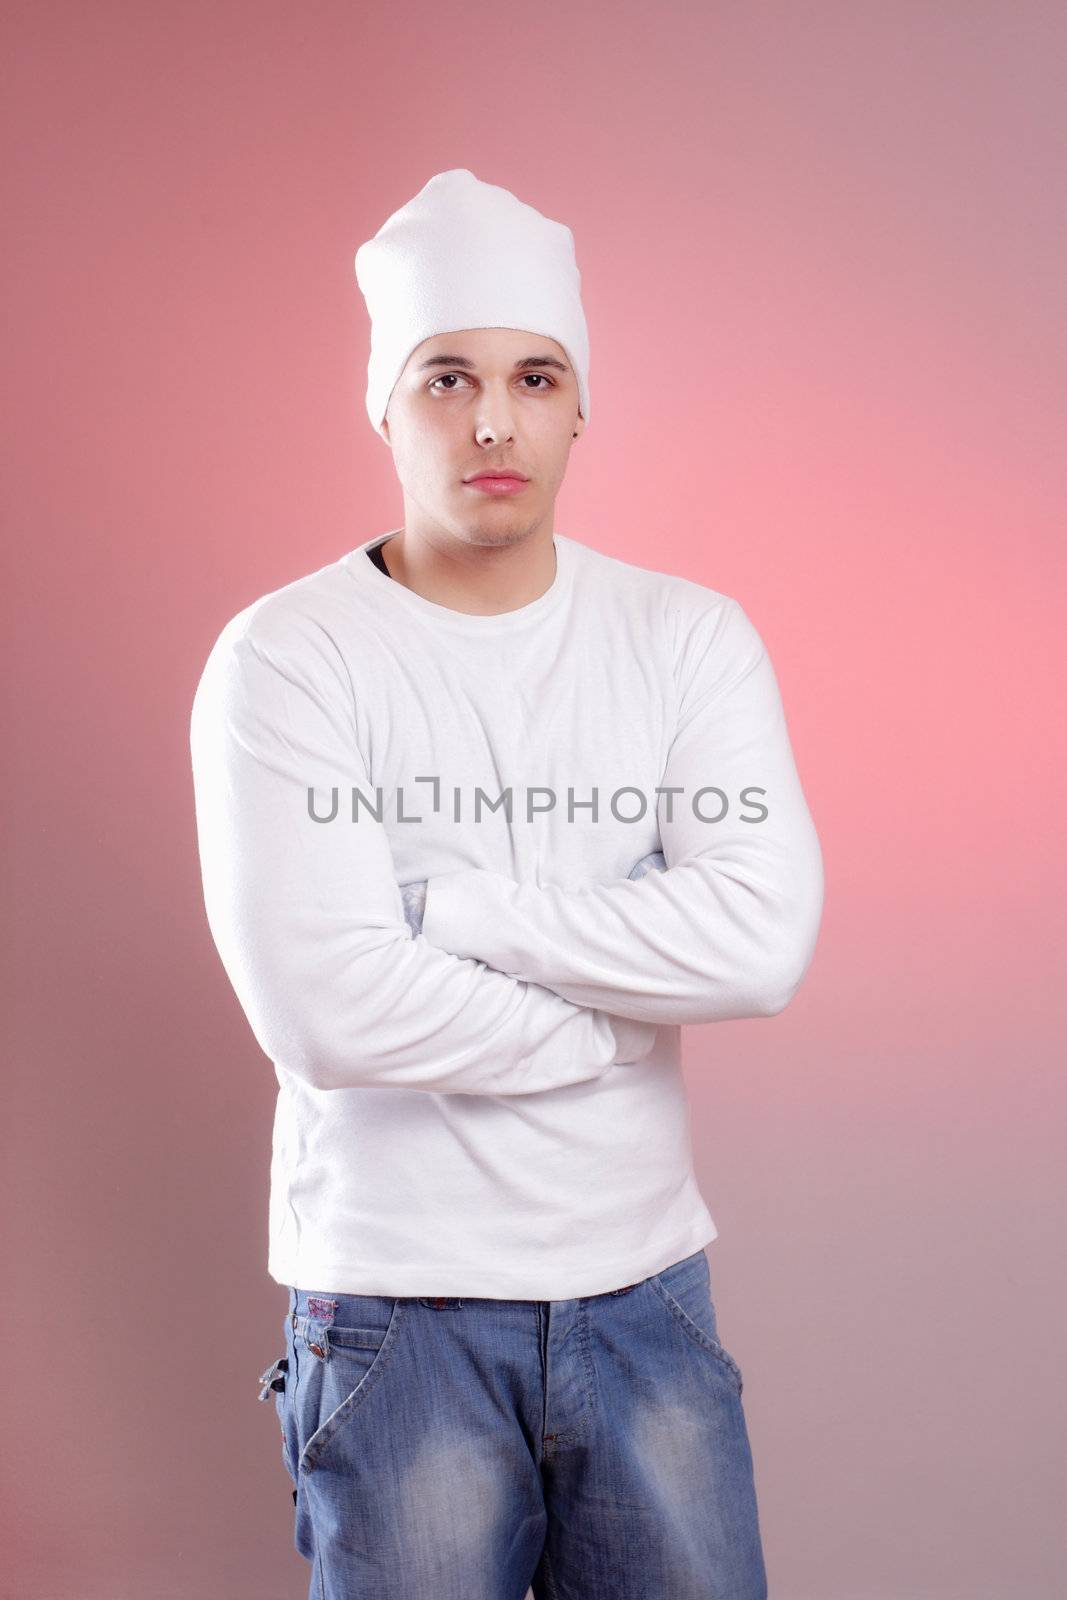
[257,1249,767,1598]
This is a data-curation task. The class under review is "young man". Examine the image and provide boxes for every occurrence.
[191,168,824,1600]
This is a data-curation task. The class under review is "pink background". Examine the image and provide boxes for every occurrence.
[4,2,1064,1596]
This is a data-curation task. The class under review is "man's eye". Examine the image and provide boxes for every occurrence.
[428,372,554,393]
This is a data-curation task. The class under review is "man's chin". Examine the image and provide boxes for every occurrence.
[457,515,540,550]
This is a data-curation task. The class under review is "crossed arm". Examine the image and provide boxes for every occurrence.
[191,596,821,1096]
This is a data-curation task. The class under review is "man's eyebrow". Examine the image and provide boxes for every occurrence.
[416,353,571,373]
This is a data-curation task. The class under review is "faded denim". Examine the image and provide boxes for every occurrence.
[257,1247,767,1598]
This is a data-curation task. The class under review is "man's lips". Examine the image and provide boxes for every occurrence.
[463,471,529,482]
[463,473,530,495]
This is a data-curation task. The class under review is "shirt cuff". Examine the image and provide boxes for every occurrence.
[608,1014,657,1063]
[420,867,512,961]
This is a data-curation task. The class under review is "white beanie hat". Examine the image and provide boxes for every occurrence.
[354,168,590,440]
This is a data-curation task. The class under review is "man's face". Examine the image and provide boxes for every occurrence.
[380,327,585,548]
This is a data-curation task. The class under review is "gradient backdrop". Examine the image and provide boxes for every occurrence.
[4,2,1065,1597]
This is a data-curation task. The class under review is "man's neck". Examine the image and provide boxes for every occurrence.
[371,527,557,617]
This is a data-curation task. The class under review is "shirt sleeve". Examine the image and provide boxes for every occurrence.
[189,607,656,1095]
[420,597,824,1027]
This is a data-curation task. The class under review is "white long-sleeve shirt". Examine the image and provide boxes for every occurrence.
[189,529,824,1298]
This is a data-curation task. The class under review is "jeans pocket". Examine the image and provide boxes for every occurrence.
[647,1250,745,1395]
[294,1297,407,1475]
